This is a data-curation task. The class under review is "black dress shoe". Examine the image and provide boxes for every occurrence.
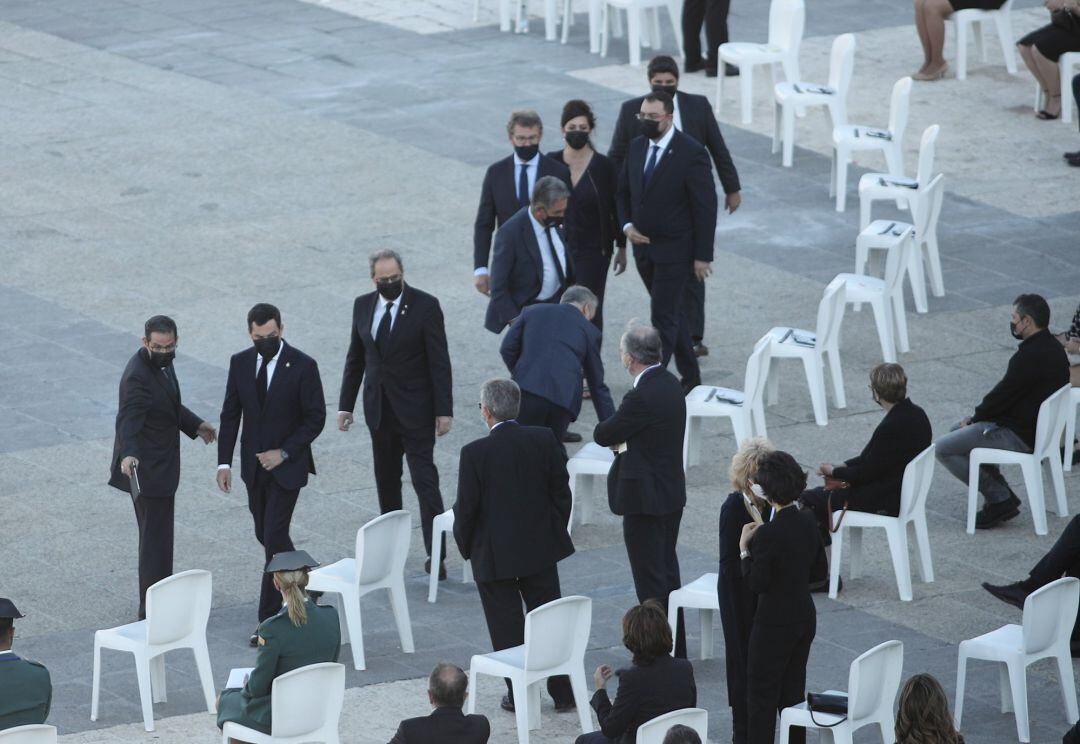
[982,581,1028,610]
[424,558,447,580]
[705,66,718,78]
[249,629,260,647]
[554,699,577,712]
[693,342,709,358]
[500,694,515,712]
[562,431,583,443]
[724,63,740,76]
[1069,156,1080,168]
[684,58,708,73]
[975,495,1021,529]
[1063,150,1080,159]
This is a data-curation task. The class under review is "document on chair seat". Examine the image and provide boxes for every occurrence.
[792,333,816,347]
[226,667,254,689]
[865,129,892,140]
[878,176,917,188]
[804,85,833,94]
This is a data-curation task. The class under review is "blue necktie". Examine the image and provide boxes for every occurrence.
[517,163,530,207]
[643,144,660,187]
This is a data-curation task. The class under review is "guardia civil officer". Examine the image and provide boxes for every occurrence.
[0,598,52,731]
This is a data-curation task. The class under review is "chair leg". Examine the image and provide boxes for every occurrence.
[884,521,913,601]
[913,515,935,582]
[995,13,1017,74]
[579,474,595,525]
[543,0,556,39]
[739,63,754,124]
[766,357,780,406]
[570,668,594,734]
[510,677,532,744]
[389,582,415,653]
[954,649,968,728]
[150,653,166,704]
[685,416,702,467]
[834,145,849,212]
[907,238,929,314]
[1005,660,1031,742]
[626,6,642,66]
[1057,650,1080,723]
[781,102,796,167]
[428,523,446,603]
[771,98,781,155]
[730,412,751,448]
[1020,458,1049,536]
[890,285,911,353]
[599,4,609,57]
[587,0,601,52]
[1066,402,1078,473]
[91,639,102,721]
[966,455,981,534]
[464,559,474,583]
[1048,452,1069,518]
[466,663,479,713]
[829,524,843,599]
[193,643,216,713]
[825,346,846,409]
[925,234,945,297]
[849,526,864,578]
[800,353,828,426]
[700,608,715,660]
[715,63,725,115]
[499,0,512,31]
[869,296,897,363]
[134,654,156,732]
[527,681,542,729]
[859,194,872,231]
[957,19,969,80]
[751,402,768,441]
[666,0,684,57]
[342,591,367,670]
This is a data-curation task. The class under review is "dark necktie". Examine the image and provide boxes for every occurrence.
[256,358,267,407]
[376,301,394,353]
[643,144,660,187]
[162,366,178,398]
[517,163,530,208]
[543,227,566,287]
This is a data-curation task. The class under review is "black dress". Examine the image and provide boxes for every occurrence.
[1019,11,1080,61]
[717,491,759,744]
[948,0,1004,10]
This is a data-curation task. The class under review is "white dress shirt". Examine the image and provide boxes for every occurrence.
[219,339,285,471]
[527,209,568,301]
[623,125,677,234]
[475,152,541,278]
[633,364,662,388]
[672,94,683,131]
[369,294,402,337]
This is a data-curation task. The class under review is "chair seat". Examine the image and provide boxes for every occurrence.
[97,620,149,650]
[775,81,834,104]
[961,623,1024,659]
[308,558,357,588]
[841,509,910,528]
[858,172,917,197]
[671,573,721,610]
[221,721,271,744]
[970,446,1034,466]
[833,125,894,149]
[569,442,616,465]
[836,273,885,300]
[473,644,527,674]
[686,384,745,412]
[856,221,913,250]
[720,41,783,63]
[766,326,817,352]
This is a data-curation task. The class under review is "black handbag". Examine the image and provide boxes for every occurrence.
[806,692,848,727]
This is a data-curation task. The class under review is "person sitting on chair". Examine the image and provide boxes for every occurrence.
[387,662,489,743]
[0,598,51,731]
[895,674,964,743]
[663,724,703,744]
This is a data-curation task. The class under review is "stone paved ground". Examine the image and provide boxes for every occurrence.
[0,0,1078,741]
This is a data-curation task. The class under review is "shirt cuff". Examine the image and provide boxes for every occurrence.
[217,464,230,470]
[474,267,489,276]
[622,223,633,234]
[338,410,352,416]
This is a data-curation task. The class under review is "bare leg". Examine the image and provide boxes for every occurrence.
[1019,43,1051,104]
[1032,45,1062,116]
[914,0,932,72]
[925,0,951,71]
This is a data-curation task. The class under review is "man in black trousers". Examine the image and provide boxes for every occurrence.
[593,324,688,658]
[616,90,718,390]
[339,250,454,577]
[109,315,216,619]
[609,55,741,359]
[453,378,576,712]
[682,0,737,77]
[217,303,326,645]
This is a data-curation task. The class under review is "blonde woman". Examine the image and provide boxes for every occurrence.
[216,551,340,736]
[895,674,964,743]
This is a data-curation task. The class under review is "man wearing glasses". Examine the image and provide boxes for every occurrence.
[109,315,217,619]
[338,250,454,578]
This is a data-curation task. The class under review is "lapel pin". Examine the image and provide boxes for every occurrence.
[285,362,291,368]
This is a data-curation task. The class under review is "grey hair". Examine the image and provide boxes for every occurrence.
[560,285,598,309]
[480,378,521,423]
[428,662,468,708]
[620,321,662,365]
[532,175,570,209]
[506,109,543,135]
[368,249,403,277]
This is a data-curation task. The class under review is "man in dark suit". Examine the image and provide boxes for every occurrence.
[593,325,688,658]
[485,176,575,335]
[388,663,490,744]
[499,286,615,444]
[339,250,454,576]
[217,303,327,643]
[0,599,51,731]
[616,90,718,390]
[610,55,741,359]
[453,379,576,712]
[474,109,571,297]
[109,315,216,619]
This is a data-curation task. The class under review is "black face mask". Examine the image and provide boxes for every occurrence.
[1009,320,1024,340]
[149,350,175,367]
[651,83,678,99]
[639,118,663,139]
[542,214,561,229]
[514,143,539,161]
[377,279,403,301]
[564,131,590,150]
[253,335,281,361]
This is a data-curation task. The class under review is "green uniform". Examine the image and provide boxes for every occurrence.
[0,652,52,730]
[217,601,340,734]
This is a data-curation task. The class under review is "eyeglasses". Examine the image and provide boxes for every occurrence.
[375,275,402,285]
[635,113,669,122]
[148,343,177,353]
[511,134,541,145]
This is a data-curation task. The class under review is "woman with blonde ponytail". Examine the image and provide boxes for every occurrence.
[216,550,341,736]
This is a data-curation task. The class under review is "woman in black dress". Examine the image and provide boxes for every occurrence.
[1019,0,1080,119]
[548,100,626,341]
[912,0,1006,79]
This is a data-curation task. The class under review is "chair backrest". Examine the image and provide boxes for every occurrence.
[1022,577,1080,655]
[743,334,774,407]
[0,725,57,743]
[882,231,909,296]
[523,595,591,671]
[846,640,904,722]
[815,277,847,350]
[887,77,913,141]
[828,34,857,100]
[898,445,935,521]
[1033,384,1072,461]
[912,173,945,243]
[914,124,940,185]
[768,0,805,52]
[635,708,709,744]
[146,569,212,646]
[356,509,412,585]
[269,662,346,739]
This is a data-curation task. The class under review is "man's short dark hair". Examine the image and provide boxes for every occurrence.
[144,315,177,340]
[643,90,674,114]
[663,724,702,744]
[1013,293,1050,329]
[647,55,680,81]
[428,662,468,707]
[0,617,13,641]
[247,303,282,331]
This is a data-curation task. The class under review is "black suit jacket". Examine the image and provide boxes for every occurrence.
[590,655,697,744]
[831,398,932,516]
[473,154,571,270]
[109,348,202,498]
[484,208,574,334]
[593,367,686,516]
[388,706,490,744]
[616,129,718,265]
[453,422,575,583]
[609,90,741,194]
[741,505,827,627]
[339,285,453,432]
[217,342,327,491]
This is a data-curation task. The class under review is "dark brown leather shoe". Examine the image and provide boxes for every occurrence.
[982,581,1028,610]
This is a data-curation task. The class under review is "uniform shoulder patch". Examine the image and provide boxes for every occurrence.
[257,635,266,646]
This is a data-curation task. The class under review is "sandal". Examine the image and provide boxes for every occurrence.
[1037,109,1061,120]
[912,63,948,81]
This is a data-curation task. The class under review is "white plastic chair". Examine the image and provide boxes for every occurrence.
[955,577,1080,743]
[567,441,615,531]
[772,33,855,167]
[599,0,683,67]
[428,509,474,604]
[829,445,936,602]
[764,277,847,426]
[307,510,414,670]
[716,0,805,124]
[667,574,719,660]
[966,384,1071,536]
[779,640,904,744]
[834,234,910,364]
[1034,52,1080,124]
[1064,386,1080,473]
[91,569,215,732]
[467,596,594,744]
[0,726,57,743]
[222,662,346,744]
[947,0,1018,80]
[831,76,912,212]
[636,708,709,743]
[859,124,940,229]
[683,334,772,468]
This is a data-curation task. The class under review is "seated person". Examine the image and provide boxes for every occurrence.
[0,598,51,731]
[388,662,489,743]
[1055,300,1080,386]
[895,674,964,744]
[576,600,697,744]
[217,551,340,736]
[936,294,1069,528]
[1018,0,1080,120]
[911,0,1006,80]
[663,724,702,744]
[801,363,932,542]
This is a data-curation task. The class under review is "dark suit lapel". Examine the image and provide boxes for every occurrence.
[384,285,413,356]
[523,217,543,279]
[644,132,679,195]
[361,292,380,357]
[261,342,291,414]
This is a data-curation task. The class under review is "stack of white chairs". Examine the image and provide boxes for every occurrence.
[858,123,940,229]
[666,574,720,660]
[0,726,57,743]
[598,0,683,67]
[428,508,474,604]
[567,441,616,531]
[833,233,911,364]
[946,0,1018,80]
[636,708,708,743]
[222,662,346,744]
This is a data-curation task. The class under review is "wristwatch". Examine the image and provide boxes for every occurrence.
[740,549,751,560]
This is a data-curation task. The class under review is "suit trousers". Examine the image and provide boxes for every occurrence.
[682,0,731,65]
[371,396,445,557]
[518,391,573,446]
[683,269,706,343]
[1027,513,1080,639]
[133,494,175,620]
[935,420,1030,505]
[569,249,612,341]
[249,471,300,622]
[622,511,687,658]
[634,252,701,385]
[746,618,815,744]
[475,566,574,705]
